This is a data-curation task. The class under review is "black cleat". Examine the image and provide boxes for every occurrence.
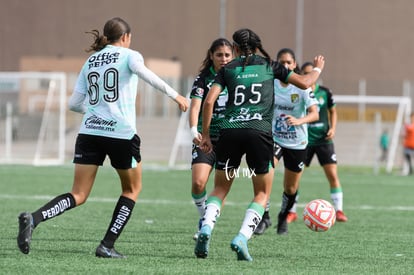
[17,212,34,254]
[276,213,288,235]
[95,243,126,258]
[254,217,272,235]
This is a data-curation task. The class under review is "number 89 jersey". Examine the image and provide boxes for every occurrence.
[213,55,290,133]
[74,45,141,139]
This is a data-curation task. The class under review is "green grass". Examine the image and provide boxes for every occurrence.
[1,164,413,274]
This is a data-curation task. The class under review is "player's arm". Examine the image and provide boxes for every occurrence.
[286,104,319,126]
[189,97,202,144]
[201,84,221,153]
[68,91,87,114]
[69,68,88,114]
[327,106,337,139]
[287,55,325,89]
[130,53,188,112]
[326,89,337,139]
[305,104,319,124]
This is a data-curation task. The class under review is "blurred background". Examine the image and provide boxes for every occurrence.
[0,0,412,172]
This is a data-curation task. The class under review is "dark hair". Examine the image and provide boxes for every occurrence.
[86,17,131,52]
[276,48,301,74]
[199,38,232,73]
[232,28,271,71]
[300,61,314,74]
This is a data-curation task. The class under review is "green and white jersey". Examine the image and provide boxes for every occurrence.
[213,55,291,133]
[308,84,336,145]
[73,45,178,139]
[272,81,318,149]
[190,66,227,140]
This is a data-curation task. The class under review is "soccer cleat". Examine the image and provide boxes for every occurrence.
[336,210,348,222]
[193,218,203,241]
[194,225,211,258]
[276,213,288,235]
[230,234,253,261]
[17,212,34,254]
[253,216,272,235]
[193,232,199,241]
[286,212,298,224]
[95,243,126,259]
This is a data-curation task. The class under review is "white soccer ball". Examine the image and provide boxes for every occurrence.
[303,199,336,232]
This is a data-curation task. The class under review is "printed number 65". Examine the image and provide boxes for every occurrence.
[233,84,262,106]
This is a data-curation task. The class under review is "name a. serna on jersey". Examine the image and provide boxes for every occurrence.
[229,113,263,122]
[237,73,259,79]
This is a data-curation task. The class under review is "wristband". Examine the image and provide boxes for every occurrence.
[190,126,199,139]
[312,67,322,73]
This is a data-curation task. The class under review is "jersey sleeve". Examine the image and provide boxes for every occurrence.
[73,64,88,95]
[324,87,336,109]
[304,88,319,109]
[212,67,225,90]
[128,50,179,99]
[68,90,87,114]
[271,60,292,83]
[190,73,204,100]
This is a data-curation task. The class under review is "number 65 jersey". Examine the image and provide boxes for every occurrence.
[212,54,290,133]
[73,45,178,139]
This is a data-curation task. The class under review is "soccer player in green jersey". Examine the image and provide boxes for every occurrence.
[189,38,233,240]
[17,17,188,258]
[194,28,324,261]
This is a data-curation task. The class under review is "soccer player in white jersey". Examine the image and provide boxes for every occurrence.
[16,17,188,258]
[290,62,348,222]
[255,48,319,235]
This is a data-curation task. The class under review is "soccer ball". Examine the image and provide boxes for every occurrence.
[303,199,336,232]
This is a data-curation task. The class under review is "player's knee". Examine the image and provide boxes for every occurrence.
[71,193,88,206]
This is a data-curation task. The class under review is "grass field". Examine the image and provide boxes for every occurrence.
[1,164,413,274]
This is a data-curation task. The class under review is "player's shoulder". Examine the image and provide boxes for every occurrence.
[319,85,332,94]
[115,47,143,63]
[199,69,213,79]
[224,57,243,69]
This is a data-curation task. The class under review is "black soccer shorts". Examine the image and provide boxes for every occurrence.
[215,128,274,174]
[73,134,141,169]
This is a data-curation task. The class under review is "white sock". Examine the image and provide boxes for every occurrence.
[201,197,221,230]
[290,202,297,213]
[239,202,264,240]
[192,191,207,217]
[331,190,343,211]
[290,193,299,213]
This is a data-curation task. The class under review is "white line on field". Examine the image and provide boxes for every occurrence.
[1,194,414,211]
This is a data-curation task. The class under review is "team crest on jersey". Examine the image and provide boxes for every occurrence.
[318,96,325,105]
[291,94,299,103]
[195,87,204,97]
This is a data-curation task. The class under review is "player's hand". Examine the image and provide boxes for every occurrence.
[286,115,300,126]
[200,134,212,153]
[325,128,335,140]
[192,133,202,145]
[175,95,189,112]
[313,55,325,71]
